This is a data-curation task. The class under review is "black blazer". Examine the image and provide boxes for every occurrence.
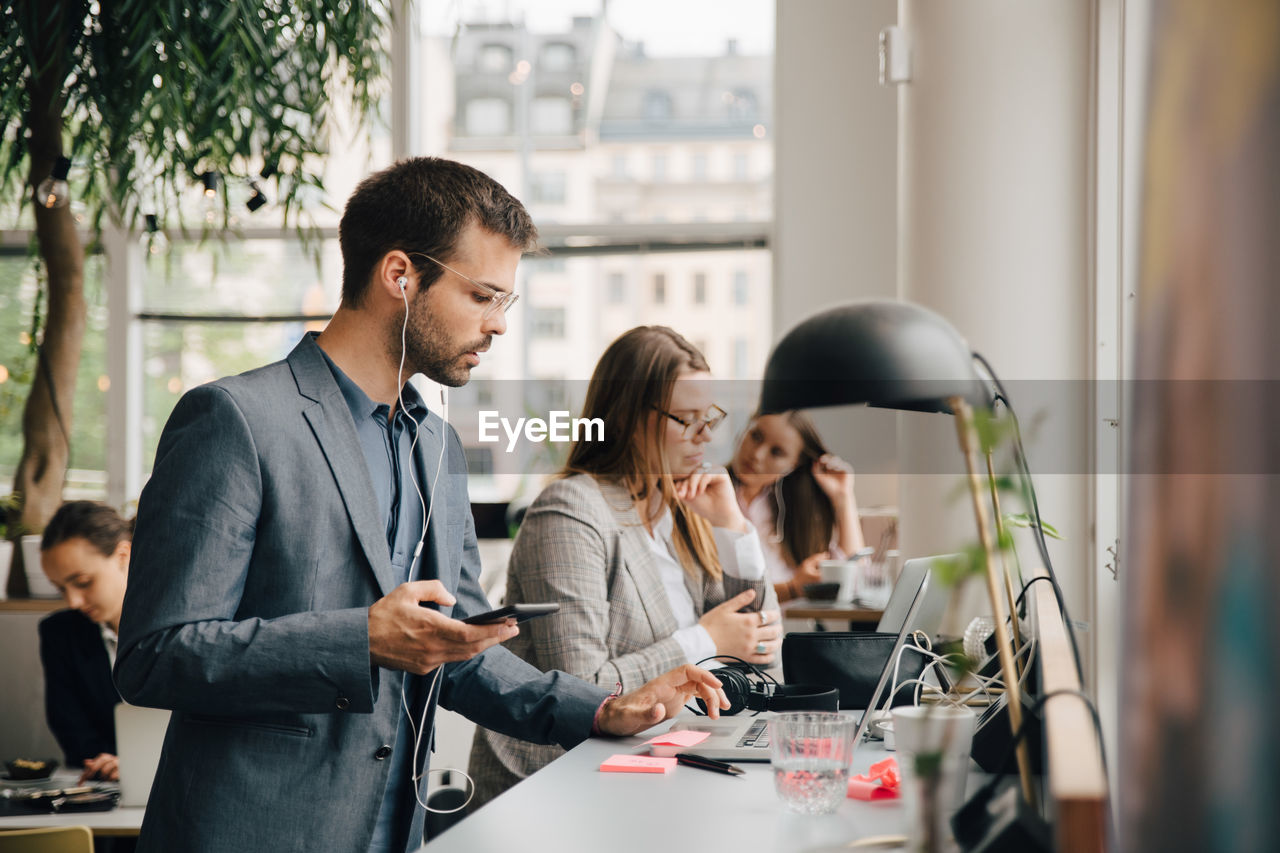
[38,609,121,767]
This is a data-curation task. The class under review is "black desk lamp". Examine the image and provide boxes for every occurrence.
[760,300,1034,802]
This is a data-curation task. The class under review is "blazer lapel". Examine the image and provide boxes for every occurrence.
[289,336,398,597]
[597,480,680,638]
[413,412,452,591]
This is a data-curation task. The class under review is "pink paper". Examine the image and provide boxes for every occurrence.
[847,756,901,801]
[647,730,711,747]
[600,754,678,774]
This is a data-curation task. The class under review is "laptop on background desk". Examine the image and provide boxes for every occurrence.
[669,556,952,762]
[113,704,170,807]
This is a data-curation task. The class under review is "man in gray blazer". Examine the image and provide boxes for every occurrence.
[115,157,726,853]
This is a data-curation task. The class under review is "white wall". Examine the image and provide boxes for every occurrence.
[774,0,900,509]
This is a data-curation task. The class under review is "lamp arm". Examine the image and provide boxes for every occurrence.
[951,396,1036,806]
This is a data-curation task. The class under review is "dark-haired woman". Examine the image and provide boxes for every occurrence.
[468,326,781,808]
[37,500,132,783]
[729,412,866,603]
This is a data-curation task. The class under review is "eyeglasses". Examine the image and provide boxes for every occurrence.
[409,252,520,319]
[653,404,727,438]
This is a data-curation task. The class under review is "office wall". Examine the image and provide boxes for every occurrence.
[774,0,900,510]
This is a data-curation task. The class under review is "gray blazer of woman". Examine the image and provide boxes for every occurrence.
[468,473,779,808]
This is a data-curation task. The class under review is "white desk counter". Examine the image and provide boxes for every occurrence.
[421,718,926,853]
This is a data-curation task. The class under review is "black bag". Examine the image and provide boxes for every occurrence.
[781,632,929,710]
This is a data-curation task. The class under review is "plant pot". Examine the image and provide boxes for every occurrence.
[0,540,13,601]
[21,534,59,598]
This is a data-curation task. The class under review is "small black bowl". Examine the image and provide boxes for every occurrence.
[802,582,841,602]
[4,758,59,780]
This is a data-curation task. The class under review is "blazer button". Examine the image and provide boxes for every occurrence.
[374,745,393,760]
[335,697,350,710]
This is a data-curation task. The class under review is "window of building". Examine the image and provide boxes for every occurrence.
[530,171,567,204]
[733,271,750,305]
[733,338,750,379]
[540,42,577,71]
[693,272,707,305]
[466,97,511,135]
[607,273,627,305]
[653,273,666,305]
[644,90,673,121]
[464,446,495,475]
[652,153,667,182]
[733,151,750,180]
[531,96,573,135]
[611,153,628,179]
[478,44,513,73]
[692,152,709,180]
[531,306,567,339]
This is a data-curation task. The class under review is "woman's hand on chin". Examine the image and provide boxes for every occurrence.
[675,466,748,532]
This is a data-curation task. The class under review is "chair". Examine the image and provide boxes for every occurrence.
[0,826,94,853]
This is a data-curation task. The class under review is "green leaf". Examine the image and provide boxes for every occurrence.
[1004,512,1065,540]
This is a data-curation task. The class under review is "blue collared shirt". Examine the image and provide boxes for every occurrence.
[318,350,433,853]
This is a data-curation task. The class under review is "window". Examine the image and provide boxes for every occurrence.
[652,153,667,182]
[728,89,758,120]
[611,153,628,179]
[540,42,576,71]
[466,97,511,135]
[479,44,513,73]
[693,273,707,305]
[733,338,750,379]
[607,273,627,305]
[733,152,750,180]
[643,90,673,121]
[733,271,750,305]
[530,171,567,204]
[653,273,666,305]
[531,307,566,339]
[531,97,573,135]
[692,152,709,180]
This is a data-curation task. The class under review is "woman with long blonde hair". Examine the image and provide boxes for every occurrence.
[468,326,780,808]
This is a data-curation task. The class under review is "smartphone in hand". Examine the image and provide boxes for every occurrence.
[461,603,560,625]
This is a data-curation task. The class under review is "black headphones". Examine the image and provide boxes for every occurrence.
[695,657,840,716]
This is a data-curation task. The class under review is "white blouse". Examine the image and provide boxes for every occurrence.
[644,509,766,666]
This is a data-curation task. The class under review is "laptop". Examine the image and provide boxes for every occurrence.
[670,557,949,762]
[113,704,171,807]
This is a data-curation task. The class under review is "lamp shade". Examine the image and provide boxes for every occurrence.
[760,300,987,415]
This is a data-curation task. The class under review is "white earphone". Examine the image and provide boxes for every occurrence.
[397,275,408,290]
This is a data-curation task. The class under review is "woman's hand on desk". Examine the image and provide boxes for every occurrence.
[595,665,729,736]
[79,752,120,783]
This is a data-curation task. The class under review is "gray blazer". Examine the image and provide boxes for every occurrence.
[114,335,605,853]
[468,474,779,808]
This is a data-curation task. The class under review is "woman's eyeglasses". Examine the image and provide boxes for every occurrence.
[409,252,519,319]
[653,404,727,438]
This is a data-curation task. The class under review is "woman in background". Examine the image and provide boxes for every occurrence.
[469,326,781,808]
[37,500,131,783]
[729,411,865,602]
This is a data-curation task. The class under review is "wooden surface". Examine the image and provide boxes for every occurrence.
[0,598,63,613]
[1032,568,1109,852]
[781,599,882,624]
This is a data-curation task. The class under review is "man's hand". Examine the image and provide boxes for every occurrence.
[594,665,730,737]
[368,580,519,675]
[79,753,120,783]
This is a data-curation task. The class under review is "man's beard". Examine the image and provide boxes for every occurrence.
[397,295,490,388]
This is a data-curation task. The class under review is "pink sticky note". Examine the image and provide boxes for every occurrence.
[600,754,678,774]
[648,730,711,748]
[646,729,712,756]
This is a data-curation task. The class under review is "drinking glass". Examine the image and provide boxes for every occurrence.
[768,712,859,815]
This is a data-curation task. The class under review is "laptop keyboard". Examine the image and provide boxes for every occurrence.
[735,719,770,749]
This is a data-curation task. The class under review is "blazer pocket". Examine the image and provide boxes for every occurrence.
[184,713,313,738]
